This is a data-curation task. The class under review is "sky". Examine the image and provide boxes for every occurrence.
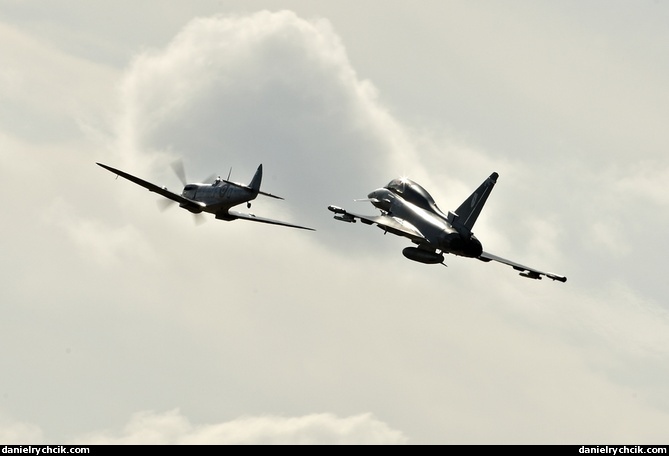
[1,0,669,445]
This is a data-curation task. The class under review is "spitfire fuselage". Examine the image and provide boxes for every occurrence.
[180,181,257,214]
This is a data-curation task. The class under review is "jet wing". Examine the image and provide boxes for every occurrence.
[328,205,426,243]
[478,251,567,282]
[226,210,315,231]
[97,162,204,212]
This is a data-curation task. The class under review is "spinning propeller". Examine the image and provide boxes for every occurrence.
[156,159,216,225]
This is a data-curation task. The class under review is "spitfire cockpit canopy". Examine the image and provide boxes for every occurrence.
[386,178,438,211]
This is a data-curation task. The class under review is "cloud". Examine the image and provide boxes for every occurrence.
[44,198,160,268]
[111,10,420,232]
[75,410,407,445]
[616,161,669,207]
[0,21,117,143]
[0,418,44,445]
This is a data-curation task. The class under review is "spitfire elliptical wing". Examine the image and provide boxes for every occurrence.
[226,210,315,231]
[97,162,205,212]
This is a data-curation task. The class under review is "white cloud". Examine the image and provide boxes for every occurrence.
[111,10,418,224]
[0,418,44,445]
[75,410,407,445]
[588,220,632,257]
[0,21,117,142]
[44,198,160,268]
[616,161,669,207]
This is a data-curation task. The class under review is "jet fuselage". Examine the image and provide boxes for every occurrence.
[368,179,483,258]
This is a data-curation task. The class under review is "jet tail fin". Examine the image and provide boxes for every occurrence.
[452,172,498,234]
[248,164,263,194]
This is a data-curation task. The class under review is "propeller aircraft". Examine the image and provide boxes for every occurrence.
[97,162,314,231]
[328,173,566,282]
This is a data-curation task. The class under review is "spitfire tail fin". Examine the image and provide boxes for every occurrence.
[249,164,263,194]
[452,172,498,234]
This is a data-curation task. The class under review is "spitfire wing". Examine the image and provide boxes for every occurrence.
[227,210,315,231]
[328,205,426,243]
[478,251,567,282]
[97,162,204,211]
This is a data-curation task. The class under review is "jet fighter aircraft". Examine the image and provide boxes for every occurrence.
[328,173,566,282]
[97,162,314,230]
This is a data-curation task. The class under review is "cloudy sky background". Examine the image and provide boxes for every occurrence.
[2,0,669,444]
